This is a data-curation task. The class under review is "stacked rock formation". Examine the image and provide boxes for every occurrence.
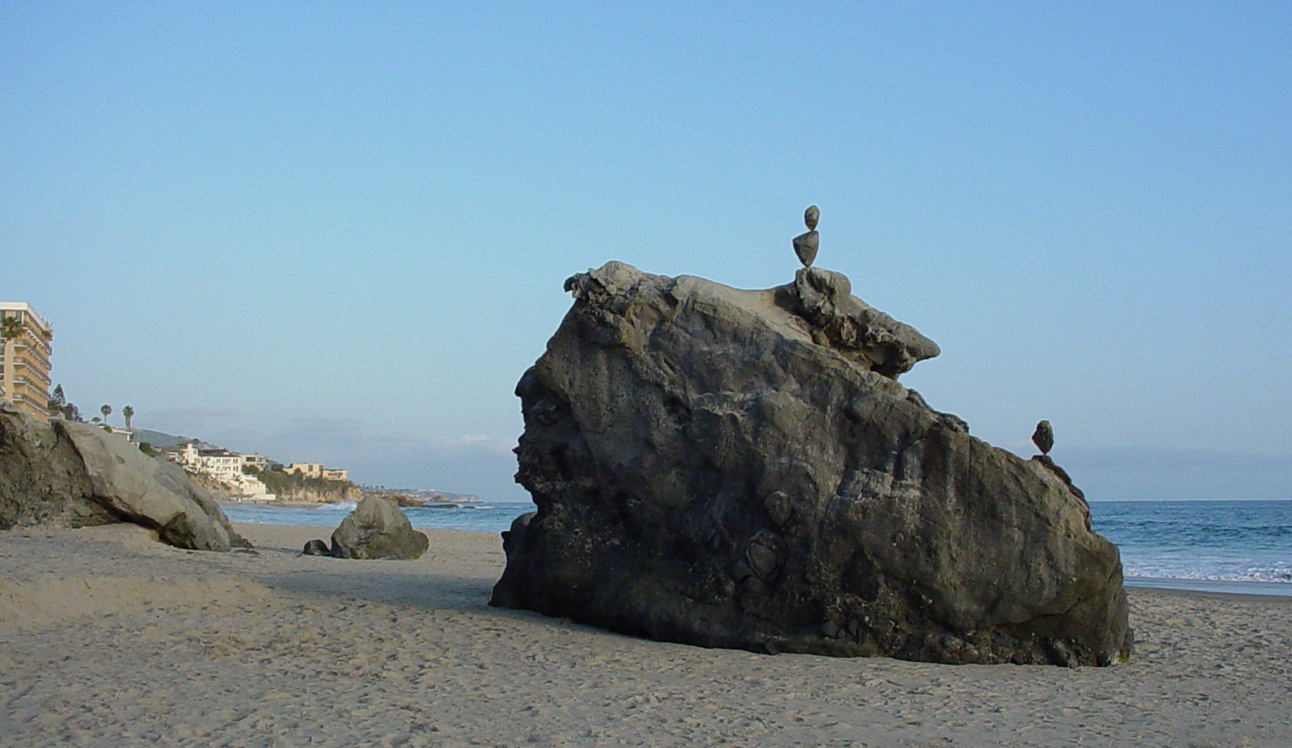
[792,205,821,267]
[0,402,247,551]
[491,259,1132,666]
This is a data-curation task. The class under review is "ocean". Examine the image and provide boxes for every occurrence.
[1091,499,1292,596]
[222,499,539,535]
[222,498,1292,597]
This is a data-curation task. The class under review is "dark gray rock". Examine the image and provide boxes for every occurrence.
[793,230,819,267]
[490,512,537,608]
[329,495,429,560]
[804,204,820,231]
[1033,420,1055,455]
[0,402,248,551]
[491,261,1132,666]
[0,403,111,530]
[302,538,333,556]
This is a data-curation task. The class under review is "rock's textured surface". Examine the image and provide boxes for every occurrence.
[491,261,1131,666]
[0,403,111,529]
[789,266,940,378]
[328,495,429,560]
[0,402,246,551]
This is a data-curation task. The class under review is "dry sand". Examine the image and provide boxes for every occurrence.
[2,523,1290,748]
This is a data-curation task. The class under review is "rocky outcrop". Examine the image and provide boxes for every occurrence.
[306,495,429,560]
[256,469,361,504]
[0,403,247,551]
[266,483,361,504]
[491,261,1132,666]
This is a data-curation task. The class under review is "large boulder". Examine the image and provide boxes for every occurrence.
[327,495,429,560]
[0,403,247,551]
[0,403,113,529]
[491,261,1132,666]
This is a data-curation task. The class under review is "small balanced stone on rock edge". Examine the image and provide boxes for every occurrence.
[1033,419,1055,455]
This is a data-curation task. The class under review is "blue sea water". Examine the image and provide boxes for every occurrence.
[223,498,1292,597]
[222,499,538,534]
[1089,499,1292,596]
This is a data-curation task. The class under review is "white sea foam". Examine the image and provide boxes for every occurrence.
[310,501,358,512]
[1121,560,1292,584]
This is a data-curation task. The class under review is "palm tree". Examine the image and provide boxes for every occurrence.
[0,315,21,347]
[101,404,112,424]
[122,405,134,430]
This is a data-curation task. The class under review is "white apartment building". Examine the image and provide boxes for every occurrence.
[0,302,54,422]
[286,462,325,478]
[285,463,349,482]
[169,442,277,501]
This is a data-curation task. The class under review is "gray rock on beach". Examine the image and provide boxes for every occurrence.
[302,538,333,556]
[0,402,247,551]
[490,260,1132,666]
[321,495,429,560]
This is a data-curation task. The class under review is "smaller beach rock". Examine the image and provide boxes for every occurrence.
[302,538,333,556]
[330,495,429,560]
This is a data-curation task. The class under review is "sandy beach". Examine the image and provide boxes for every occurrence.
[2,523,1290,748]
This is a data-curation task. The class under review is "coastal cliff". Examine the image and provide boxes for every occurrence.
[253,470,361,504]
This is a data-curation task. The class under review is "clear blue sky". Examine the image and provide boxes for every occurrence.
[3,2,1289,500]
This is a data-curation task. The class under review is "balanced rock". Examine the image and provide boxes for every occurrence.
[790,205,821,266]
[792,231,819,267]
[490,261,1132,666]
[1033,420,1055,455]
[0,402,248,551]
[793,205,822,267]
[329,495,429,560]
